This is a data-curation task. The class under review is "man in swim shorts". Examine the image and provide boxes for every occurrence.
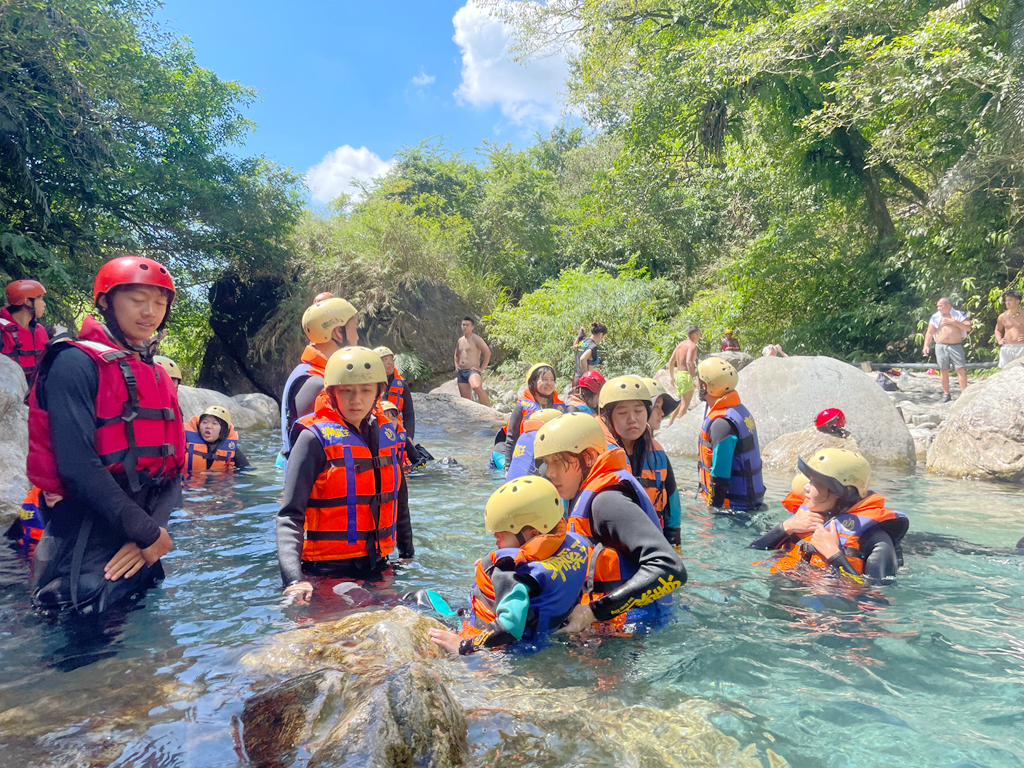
[667,325,700,426]
[454,317,491,406]
[995,290,1024,369]
[923,297,972,403]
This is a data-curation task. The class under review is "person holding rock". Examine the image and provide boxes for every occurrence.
[994,289,1024,369]
[26,256,184,615]
[922,297,972,403]
[667,325,700,425]
[1,279,49,387]
[454,317,491,405]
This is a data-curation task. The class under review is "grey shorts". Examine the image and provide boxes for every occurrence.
[457,368,475,384]
[935,342,966,370]
[999,343,1024,368]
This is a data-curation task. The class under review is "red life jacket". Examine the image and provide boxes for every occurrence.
[298,401,403,562]
[26,317,185,495]
[0,307,49,384]
[385,374,407,429]
[184,415,239,473]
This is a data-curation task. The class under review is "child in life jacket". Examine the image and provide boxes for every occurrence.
[751,449,908,582]
[505,407,563,481]
[184,405,249,474]
[428,476,589,655]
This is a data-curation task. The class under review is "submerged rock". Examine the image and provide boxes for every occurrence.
[762,428,861,472]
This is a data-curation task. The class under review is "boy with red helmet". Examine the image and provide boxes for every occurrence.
[1,279,49,386]
[27,256,185,615]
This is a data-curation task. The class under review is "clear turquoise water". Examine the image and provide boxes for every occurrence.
[0,427,1022,767]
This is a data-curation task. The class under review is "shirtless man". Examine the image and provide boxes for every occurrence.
[923,297,972,403]
[454,317,491,406]
[666,325,701,426]
[995,290,1024,369]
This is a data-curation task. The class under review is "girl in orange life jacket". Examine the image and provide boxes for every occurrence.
[184,405,250,474]
[276,346,414,605]
[374,346,416,441]
[27,256,184,616]
[598,376,684,550]
[429,476,590,655]
[751,449,908,582]
[533,413,686,634]
[503,363,566,468]
[280,297,360,462]
[1,279,49,387]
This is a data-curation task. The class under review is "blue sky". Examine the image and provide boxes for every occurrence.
[158,1,572,202]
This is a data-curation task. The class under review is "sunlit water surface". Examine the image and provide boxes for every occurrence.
[0,425,1022,767]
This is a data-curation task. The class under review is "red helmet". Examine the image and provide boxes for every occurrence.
[815,408,846,430]
[578,370,606,393]
[93,256,175,307]
[5,279,46,306]
[313,291,335,303]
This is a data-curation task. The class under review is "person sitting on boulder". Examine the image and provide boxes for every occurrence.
[642,377,681,434]
[280,296,359,462]
[505,408,564,481]
[428,476,589,655]
[27,256,183,616]
[751,449,908,582]
[503,363,566,469]
[720,328,741,352]
[276,347,414,604]
[184,405,249,474]
[1,279,49,387]
[815,408,849,439]
[154,355,183,390]
[566,370,604,415]
[534,413,686,634]
[599,376,682,547]
[375,346,415,440]
[696,357,766,512]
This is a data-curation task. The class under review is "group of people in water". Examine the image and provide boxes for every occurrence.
[3,260,911,655]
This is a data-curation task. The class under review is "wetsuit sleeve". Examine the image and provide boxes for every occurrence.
[750,522,796,550]
[504,405,525,466]
[707,419,738,506]
[588,488,687,622]
[663,458,681,545]
[395,478,414,559]
[232,447,250,469]
[43,347,162,549]
[402,382,415,440]
[847,526,899,582]
[275,428,326,586]
[293,376,323,422]
[458,566,531,654]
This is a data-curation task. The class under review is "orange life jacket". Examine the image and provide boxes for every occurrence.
[297,401,403,563]
[771,494,909,575]
[385,374,407,430]
[184,415,239,473]
[602,420,671,515]
[781,492,803,513]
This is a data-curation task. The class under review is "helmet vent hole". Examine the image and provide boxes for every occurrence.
[346,363,354,370]
[364,363,371,369]
[140,263,149,270]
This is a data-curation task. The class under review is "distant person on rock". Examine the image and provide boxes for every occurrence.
[27,256,184,616]
[454,317,491,406]
[761,344,788,357]
[573,321,607,387]
[720,328,741,352]
[184,405,249,474]
[642,377,680,434]
[276,347,414,604]
[504,364,565,469]
[280,297,359,462]
[566,370,604,415]
[995,289,1024,369]
[696,357,765,512]
[923,297,971,403]
[1,279,49,387]
[667,325,700,425]
[375,346,415,440]
[154,356,183,389]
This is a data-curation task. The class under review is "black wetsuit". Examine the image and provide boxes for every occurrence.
[276,415,414,587]
[32,347,181,614]
[585,484,687,621]
[291,376,324,428]
[750,521,900,582]
[387,374,416,440]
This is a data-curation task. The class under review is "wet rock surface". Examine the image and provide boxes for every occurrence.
[177,385,278,430]
[412,393,505,435]
[0,355,29,514]
[762,428,861,472]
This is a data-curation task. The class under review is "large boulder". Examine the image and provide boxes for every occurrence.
[176,385,277,430]
[927,362,1024,481]
[413,393,505,434]
[0,356,29,514]
[716,350,755,372]
[658,355,916,466]
[762,427,861,471]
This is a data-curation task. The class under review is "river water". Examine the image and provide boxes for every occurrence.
[0,427,1022,767]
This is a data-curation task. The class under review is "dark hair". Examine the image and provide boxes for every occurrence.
[527,365,556,398]
[542,449,596,473]
[687,325,700,336]
[591,321,608,336]
[99,284,173,357]
[199,414,229,439]
[1004,290,1023,301]
[462,316,475,324]
[600,399,652,448]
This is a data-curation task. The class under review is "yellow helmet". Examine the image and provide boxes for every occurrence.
[725,328,734,334]
[642,377,672,401]
[324,346,387,387]
[380,399,399,413]
[484,476,564,534]
[302,297,357,344]
[791,472,808,496]
[697,357,738,398]
[525,362,555,384]
[534,412,608,460]
[154,355,182,382]
[373,345,395,358]
[598,375,651,411]
[531,408,563,424]
[797,449,871,499]
[202,405,232,428]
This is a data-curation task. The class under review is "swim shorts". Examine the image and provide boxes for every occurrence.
[675,370,696,396]
[457,368,475,384]
[999,343,1024,369]
[935,342,966,371]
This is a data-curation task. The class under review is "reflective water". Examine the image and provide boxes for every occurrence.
[0,428,1022,767]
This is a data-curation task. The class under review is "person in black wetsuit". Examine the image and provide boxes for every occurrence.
[751,449,909,582]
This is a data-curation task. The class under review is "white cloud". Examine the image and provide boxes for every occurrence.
[411,71,436,87]
[452,0,570,126]
[305,145,393,203]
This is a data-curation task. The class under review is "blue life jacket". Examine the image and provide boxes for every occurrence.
[506,430,539,481]
[698,396,766,511]
[280,361,312,458]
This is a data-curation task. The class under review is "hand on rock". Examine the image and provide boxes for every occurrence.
[557,603,596,635]
[428,628,462,655]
